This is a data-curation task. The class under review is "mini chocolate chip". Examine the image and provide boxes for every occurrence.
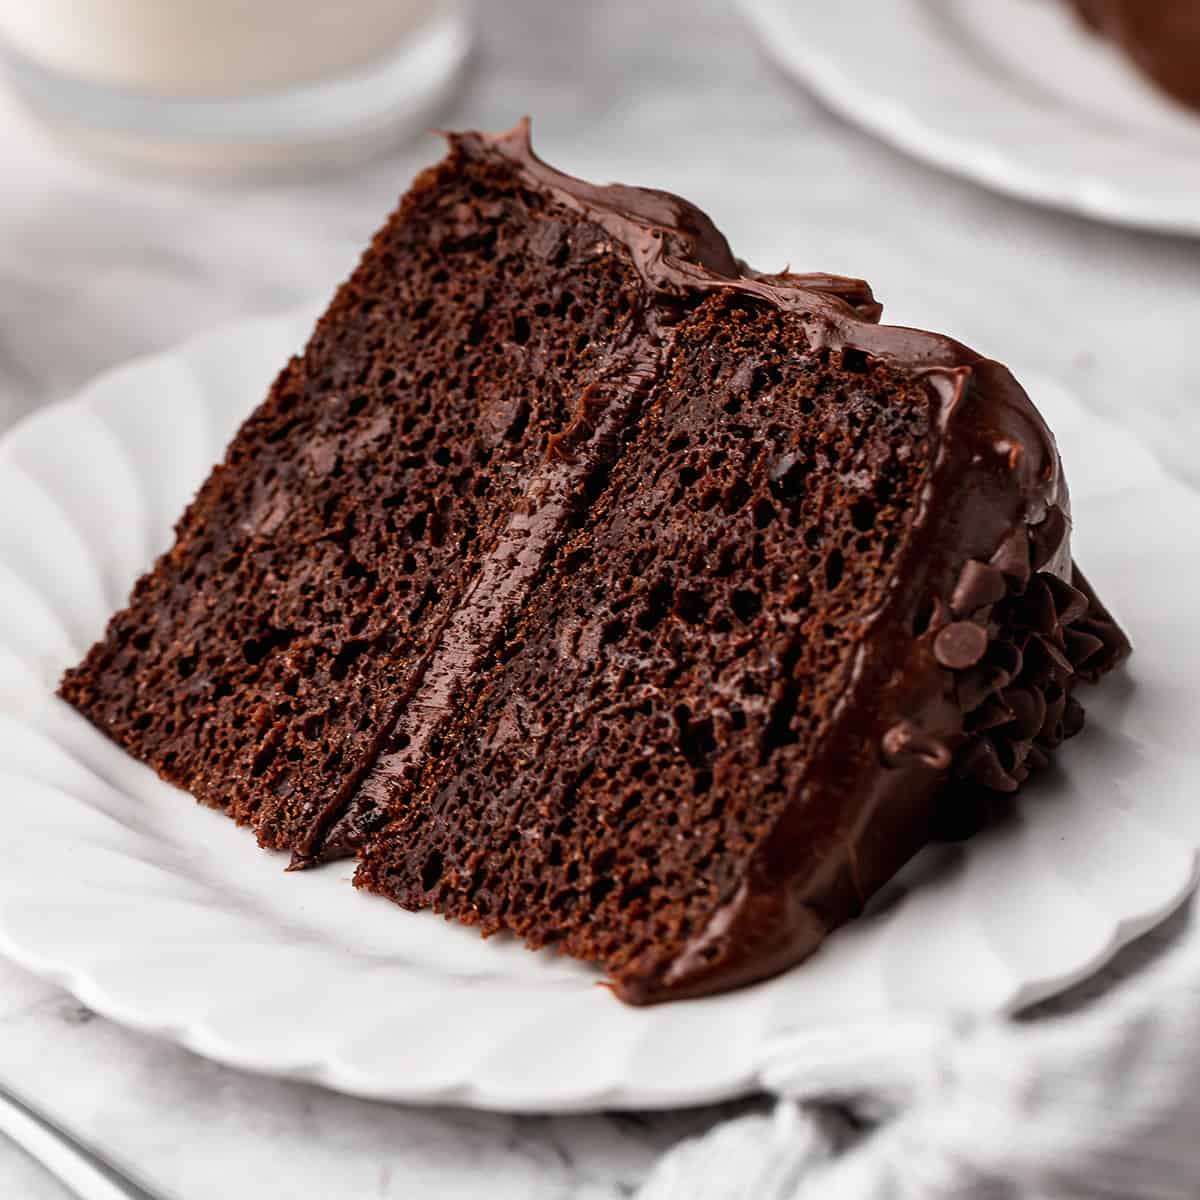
[1044,575,1089,626]
[1002,687,1046,741]
[1039,686,1068,748]
[1064,628,1105,672]
[986,640,1024,681]
[967,695,1016,733]
[1032,633,1075,677]
[989,528,1031,588]
[934,621,989,670]
[768,451,803,484]
[1026,744,1051,772]
[529,219,568,261]
[1071,618,1126,682]
[951,560,1007,617]
[724,359,756,398]
[958,738,1020,793]
[1062,695,1086,739]
[957,664,1012,713]
[1020,577,1058,636]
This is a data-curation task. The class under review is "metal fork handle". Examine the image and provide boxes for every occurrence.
[0,1084,159,1200]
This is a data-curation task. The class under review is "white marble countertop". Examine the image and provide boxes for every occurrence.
[1,2,1197,1196]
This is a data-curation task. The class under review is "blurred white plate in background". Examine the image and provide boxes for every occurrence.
[741,0,1200,237]
[0,307,1195,1111]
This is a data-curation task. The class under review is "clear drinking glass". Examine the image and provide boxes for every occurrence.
[0,0,472,173]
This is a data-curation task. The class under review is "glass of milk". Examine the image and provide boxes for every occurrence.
[0,0,471,172]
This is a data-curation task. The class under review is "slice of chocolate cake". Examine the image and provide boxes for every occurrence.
[1068,1,1200,112]
[61,122,1130,1004]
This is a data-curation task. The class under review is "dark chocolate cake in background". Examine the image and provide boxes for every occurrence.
[1068,1,1200,112]
[60,121,1130,1005]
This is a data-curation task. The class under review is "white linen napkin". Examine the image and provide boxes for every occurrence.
[641,902,1200,1199]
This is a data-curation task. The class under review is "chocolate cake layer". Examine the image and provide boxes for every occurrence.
[61,122,1130,1003]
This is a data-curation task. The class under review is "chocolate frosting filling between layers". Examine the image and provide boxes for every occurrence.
[307,120,1129,1002]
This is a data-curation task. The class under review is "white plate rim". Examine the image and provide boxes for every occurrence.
[740,0,1200,238]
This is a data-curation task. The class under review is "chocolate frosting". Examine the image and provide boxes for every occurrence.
[318,120,1130,1002]
[1069,1,1200,112]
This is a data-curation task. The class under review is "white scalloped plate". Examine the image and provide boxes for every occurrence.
[741,0,1200,237]
[0,305,1195,1112]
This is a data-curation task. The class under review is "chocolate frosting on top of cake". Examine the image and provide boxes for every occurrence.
[466,121,1061,522]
